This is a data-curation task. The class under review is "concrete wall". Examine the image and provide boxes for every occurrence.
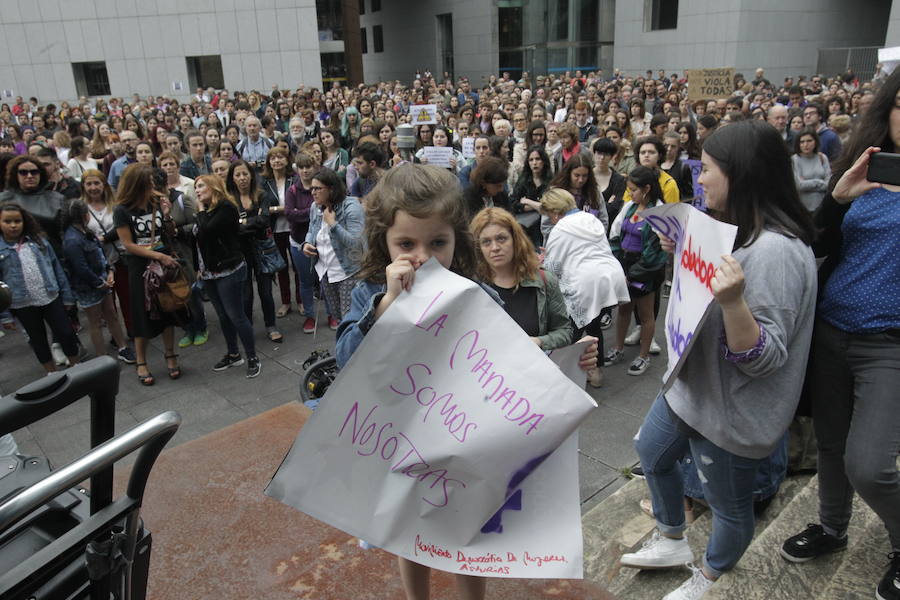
[613,0,890,84]
[358,0,497,84]
[0,0,323,103]
[885,0,900,47]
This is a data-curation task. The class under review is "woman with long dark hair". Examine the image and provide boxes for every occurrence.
[226,160,279,342]
[620,121,816,599]
[780,69,900,600]
[510,145,552,247]
[550,153,608,229]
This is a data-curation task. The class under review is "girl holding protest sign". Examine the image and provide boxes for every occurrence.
[336,164,598,600]
[619,120,816,600]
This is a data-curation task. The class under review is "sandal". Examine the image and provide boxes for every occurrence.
[276,304,292,318]
[268,330,284,343]
[136,362,155,386]
[164,353,181,380]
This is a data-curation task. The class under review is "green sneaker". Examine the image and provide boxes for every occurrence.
[193,331,209,346]
[178,334,194,348]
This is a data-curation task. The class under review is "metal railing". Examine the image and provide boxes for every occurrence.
[817,46,880,82]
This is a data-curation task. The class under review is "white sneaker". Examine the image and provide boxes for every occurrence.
[663,563,715,600]
[50,342,68,366]
[620,530,693,569]
[624,325,642,346]
[650,337,662,355]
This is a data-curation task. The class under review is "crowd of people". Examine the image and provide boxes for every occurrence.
[0,62,897,600]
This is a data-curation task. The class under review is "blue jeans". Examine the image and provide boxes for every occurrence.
[635,393,762,578]
[183,280,208,336]
[204,263,256,359]
[289,244,316,316]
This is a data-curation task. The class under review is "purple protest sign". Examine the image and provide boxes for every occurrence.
[684,159,706,212]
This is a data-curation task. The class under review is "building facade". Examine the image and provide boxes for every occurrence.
[0,0,323,103]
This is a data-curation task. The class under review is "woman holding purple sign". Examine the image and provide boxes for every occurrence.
[618,120,816,600]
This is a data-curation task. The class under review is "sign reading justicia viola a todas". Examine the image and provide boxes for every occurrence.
[686,67,736,101]
[265,258,597,579]
[641,203,737,391]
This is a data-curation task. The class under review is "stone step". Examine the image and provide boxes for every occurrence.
[581,473,812,599]
[704,475,888,600]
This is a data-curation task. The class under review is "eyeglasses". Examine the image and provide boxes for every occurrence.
[479,234,510,248]
[513,118,526,122]
[18,168,40,176]
[310,186,326,192]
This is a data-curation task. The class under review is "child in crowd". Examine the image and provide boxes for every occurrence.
[62,200,134,363]
[0,202,80,371]
[336,163,598,600]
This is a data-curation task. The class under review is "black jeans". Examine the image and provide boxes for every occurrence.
[811,318,900,549]
[11,297,79,364]
[573,313,604,364]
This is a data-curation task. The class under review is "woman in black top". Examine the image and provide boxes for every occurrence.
[112,163,181,385]
[194,174,260,378]
[463,156,511,220]
[592,138,627,228]
[510,145,552,247]
[226,160,280,342]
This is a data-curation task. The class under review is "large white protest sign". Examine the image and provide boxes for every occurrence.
[641,204,737,390]
[411,104,438,125]
[266,259,597,578]
[422,145,454,168]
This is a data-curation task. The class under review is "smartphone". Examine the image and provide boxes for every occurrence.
[867,152,900,186]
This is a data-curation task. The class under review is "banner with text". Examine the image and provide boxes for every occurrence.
[641,204,737,390]
[266,259,597,578]
[686,68,736,101]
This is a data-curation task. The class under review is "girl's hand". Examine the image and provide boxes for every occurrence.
[657,233,676,254]
[449,157,457,169]
[576,336,599,371]
[832,146,882,204]
[711,255,745,308]
[530,336,543,348]
[384,253,420,299]
[302,243,318,257]
[419,156,430,165]
[323,206,336,226]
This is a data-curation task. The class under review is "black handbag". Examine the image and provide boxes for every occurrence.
[255,231,287,274]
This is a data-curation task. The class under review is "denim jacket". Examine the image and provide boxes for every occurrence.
[0,235,74,307]
[304,197,365,277]
[62,226,109,295]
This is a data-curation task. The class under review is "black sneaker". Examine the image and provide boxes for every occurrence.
[877,552,900,600]
[213,354,244,371]
[780,523,848,563]
[631,465,645,479]
[117,346,137,364]
[246,356,261,379]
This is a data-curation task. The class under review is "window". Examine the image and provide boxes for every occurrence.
[316,0,343,40]
[371,0,380,11]
[72,62,110,97]
[373,25,383,53]
[321,52,347,82]
[647,0,678,30]
[436,14,454,80]
[185,55,225,91]
[360,27,367,54]
[358,0,365,15]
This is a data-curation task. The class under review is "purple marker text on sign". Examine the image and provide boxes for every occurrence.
[390,362,479,443]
